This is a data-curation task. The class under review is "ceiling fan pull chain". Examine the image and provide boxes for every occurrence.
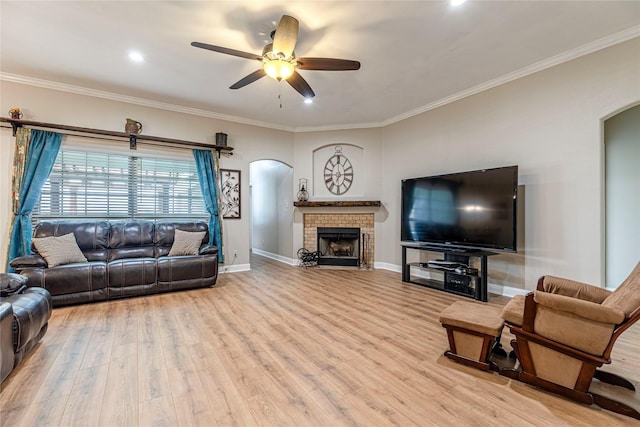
[279,83,283,109]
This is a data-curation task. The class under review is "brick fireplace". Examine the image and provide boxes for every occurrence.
[303,213,375,267]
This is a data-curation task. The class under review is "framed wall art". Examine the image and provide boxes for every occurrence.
[220,169,241,219]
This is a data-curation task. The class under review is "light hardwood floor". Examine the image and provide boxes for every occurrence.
[1,254,638,426]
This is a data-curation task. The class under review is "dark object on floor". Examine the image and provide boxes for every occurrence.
[297,248,318,268]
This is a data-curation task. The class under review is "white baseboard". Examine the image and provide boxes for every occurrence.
[373,262,401,272]
[245,254,530,297]
[219,263,251,273]
[376,263,529,298]
[489,283,528,297]
[251,248,297,266]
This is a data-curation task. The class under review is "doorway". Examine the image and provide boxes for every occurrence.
[604,104,640,287]
[249,160,294,262]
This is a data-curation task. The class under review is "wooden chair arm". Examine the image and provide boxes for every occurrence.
[507,324,611,366]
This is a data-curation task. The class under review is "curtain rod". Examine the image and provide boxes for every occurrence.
[0,117,233,155]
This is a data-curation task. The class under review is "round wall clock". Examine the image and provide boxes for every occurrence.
[324,146,353,195]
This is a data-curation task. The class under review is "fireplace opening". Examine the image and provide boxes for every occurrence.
[317,227,360,267]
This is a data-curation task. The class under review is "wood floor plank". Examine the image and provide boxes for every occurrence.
[138,394,178,427]
[58,364,109,427]
[196,363,259,427]
[1,253,638,426]
[137,338,172,402]
[99,342,139,427]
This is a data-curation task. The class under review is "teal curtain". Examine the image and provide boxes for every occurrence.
[7,130,62,271]
[193,149,223,262]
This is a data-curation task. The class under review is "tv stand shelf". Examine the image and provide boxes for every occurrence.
[401,245,495,301]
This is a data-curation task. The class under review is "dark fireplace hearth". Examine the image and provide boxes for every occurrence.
[317,227,360,267]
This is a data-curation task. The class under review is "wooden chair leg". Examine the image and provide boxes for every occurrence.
[444,350,499,372]
[499,337,640,421]
[594,370,636,391]
[592,393,640,420]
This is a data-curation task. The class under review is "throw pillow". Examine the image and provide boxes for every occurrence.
[168,229,205,256]
[32,233,88,267]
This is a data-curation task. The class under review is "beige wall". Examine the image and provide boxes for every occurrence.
[381,38,640,291]
[2,38,639,293]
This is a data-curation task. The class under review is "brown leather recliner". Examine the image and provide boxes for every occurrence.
[1,274,52,383]
[10,220,219,307]
[0,301,14,382]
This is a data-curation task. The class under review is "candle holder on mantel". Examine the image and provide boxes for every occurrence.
[297,178,309,202]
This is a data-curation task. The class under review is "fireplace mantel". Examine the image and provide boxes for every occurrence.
[294,200,381,208]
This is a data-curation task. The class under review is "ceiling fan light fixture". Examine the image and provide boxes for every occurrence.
[264,59,294,80]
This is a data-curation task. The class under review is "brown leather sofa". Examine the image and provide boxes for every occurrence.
[9,220,219,307]
[1,273,52,383]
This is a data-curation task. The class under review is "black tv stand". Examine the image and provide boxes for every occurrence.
[401,244,495,301]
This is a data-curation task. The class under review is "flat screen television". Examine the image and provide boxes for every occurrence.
[401,166,518,252]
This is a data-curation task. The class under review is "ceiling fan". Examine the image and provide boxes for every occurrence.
[191,15,360,99]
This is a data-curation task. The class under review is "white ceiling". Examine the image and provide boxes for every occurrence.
[1,1,639,131]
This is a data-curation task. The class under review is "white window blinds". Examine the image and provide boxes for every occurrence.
[33,149,207,220]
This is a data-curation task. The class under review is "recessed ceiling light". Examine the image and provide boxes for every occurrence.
[450,0,467,6]
[304,98,313,104]
[128,50,144,63]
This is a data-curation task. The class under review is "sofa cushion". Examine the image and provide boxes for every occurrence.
[501,294,526,326]
[109,221,155,261]
[107,258,157,298]
[539,275,612,303]
[157,256,218,291]
[19,262,108,307]
[32,233,88,267]
[602,261,640,318]
[169,229,206,256]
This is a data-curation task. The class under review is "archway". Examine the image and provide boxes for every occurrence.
[604,104,640,287]
[249,160,294,263]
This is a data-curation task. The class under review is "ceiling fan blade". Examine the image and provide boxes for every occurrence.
[191,42,262,61]
[273,15,299,58]
[297,57,361,71]
[230,69,266,89]
[286,71,315,98]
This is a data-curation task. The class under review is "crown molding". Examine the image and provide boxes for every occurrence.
[293,121,383,133]
[3,25,638,134]
[380,26,640,128]
[0,72,295,132]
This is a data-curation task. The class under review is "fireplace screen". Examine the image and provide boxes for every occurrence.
[317,227,360,267]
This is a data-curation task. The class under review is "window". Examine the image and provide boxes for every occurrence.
[33,148,208,221]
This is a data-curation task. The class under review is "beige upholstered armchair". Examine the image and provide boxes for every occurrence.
[500,261,640,420]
